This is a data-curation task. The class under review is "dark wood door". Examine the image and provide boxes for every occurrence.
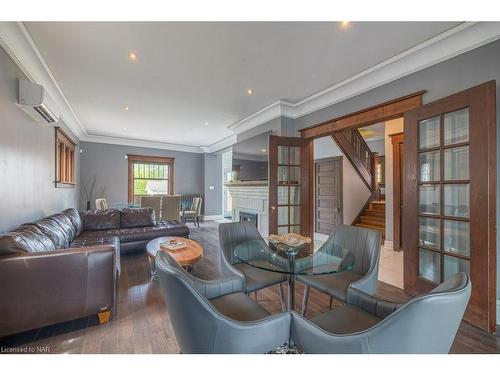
[403,81,496,332]
[269,135,313,238]
[315,157,343,235]
[391,133,404,251]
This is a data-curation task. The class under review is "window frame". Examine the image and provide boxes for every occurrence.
[127,154,175,202]
[55,127,76,188]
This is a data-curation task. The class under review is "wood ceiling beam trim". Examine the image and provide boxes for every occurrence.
[299,91,425,139]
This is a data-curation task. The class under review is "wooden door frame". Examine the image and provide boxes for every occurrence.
[314,156,343,235]
[391,132,404,251]
[403,81,496,333]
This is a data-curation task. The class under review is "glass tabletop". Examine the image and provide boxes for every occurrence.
[233,238,354,276]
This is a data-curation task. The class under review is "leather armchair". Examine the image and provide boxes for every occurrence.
[290,272,471,354]
[0,245,117,337]
[297,224,381,315]
[218,222,286,309]
[155,251,291,353]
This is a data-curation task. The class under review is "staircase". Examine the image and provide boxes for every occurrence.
[353,200,386,239]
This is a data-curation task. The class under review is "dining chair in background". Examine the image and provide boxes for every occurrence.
[140,196,162,219]
[95,198,109,210]
[161,195,181,221]
[180,197,203,227]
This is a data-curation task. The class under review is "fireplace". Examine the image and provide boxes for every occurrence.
[239,211,258,227]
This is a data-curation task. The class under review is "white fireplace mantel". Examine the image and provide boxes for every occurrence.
[225,181,269,237]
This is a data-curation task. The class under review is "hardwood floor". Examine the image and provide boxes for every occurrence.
[1,221,499,354]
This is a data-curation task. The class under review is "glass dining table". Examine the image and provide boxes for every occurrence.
[234,238,355,311]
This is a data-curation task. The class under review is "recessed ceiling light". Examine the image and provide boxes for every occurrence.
[246,89,254,96]
[124,106,129,111]
[123,127,127,131]
[205,121,209,126]
[340,21,351,29]
[128,52,137,61]
[261,149,267,153]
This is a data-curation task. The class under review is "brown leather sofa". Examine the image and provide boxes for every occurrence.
[0,207,189,337]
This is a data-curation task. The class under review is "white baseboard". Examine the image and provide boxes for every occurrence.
[384,240,393,251]
[314,232,329,242]
[202,215,224,221]
[497,299,500,325]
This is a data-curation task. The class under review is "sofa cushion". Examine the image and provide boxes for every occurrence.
[33,217,71,249]
[62,208,83,237]
[48,212,77,242]
[78,220,189,243]
[120,207,156,228]
[69,236,121,274]
[0,225,56,254]
[80,209,121,231]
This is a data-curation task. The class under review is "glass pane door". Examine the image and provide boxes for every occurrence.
[268,135,313,238]
[277,145,302,235]
[417,108,470,284]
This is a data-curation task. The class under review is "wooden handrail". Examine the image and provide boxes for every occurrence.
[331,128,376,191]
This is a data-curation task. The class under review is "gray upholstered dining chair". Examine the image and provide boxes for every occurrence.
[219,222,287,310]
[140,196,162,219]
[180,197,203,227]
[161,195,181,221]
[297,224,381,316]
[155,251,291,353]
[290,272,471,354]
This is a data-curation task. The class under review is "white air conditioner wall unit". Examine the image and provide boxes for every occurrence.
[17,79,60,123]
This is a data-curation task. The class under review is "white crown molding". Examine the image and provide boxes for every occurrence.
[201,134,237,153]
[82,134,204,153]
[221,22,500,147]
[0,22,88,140]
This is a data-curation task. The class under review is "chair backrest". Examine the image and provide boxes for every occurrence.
[161,195,181,221]
[191,197,203,215]
[218,221,263,265]
[325,224,381,276]
[140,196,162,219]
[365,272,471,353]
[95,198,108,210]
[155,251,224,353]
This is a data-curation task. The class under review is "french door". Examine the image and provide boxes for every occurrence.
[269,135,313,238]
[403,81,496,332]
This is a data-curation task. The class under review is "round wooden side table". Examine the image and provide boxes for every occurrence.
[146,236,203,280]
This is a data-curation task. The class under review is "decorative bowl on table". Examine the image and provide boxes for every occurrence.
[268,233,312,248]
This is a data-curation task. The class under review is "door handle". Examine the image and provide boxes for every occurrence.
[271,206,276,211]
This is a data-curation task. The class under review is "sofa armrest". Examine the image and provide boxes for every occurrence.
[0,245,116,337]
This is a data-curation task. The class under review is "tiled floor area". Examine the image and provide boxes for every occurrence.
[378,245,404,288]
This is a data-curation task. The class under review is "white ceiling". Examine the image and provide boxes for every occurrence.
[24,22,460,149]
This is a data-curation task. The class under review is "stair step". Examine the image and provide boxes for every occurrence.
[365,208,385,217]
[360,215,385,225]
[354,222,385,231]
[370,202,386,211]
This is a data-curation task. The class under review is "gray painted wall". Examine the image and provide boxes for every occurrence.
[0,46,80,233]
[79,142,203,209]
[204,152,223,216]
[283,39,500,299]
